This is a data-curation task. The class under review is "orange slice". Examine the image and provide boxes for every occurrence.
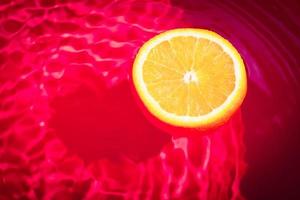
[132,28,247,129]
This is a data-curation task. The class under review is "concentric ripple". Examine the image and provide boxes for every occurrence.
[1,0,299,199]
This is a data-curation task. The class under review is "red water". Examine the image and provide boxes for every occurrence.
[0,0,300,199]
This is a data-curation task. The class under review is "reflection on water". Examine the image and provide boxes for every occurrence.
[0,0,299,199]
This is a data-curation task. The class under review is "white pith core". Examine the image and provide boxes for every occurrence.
[183,71,197,84]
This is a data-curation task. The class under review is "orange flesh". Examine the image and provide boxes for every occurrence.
[142,37,235,117]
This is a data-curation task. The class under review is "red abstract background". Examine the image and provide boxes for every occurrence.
[0,0,299,199]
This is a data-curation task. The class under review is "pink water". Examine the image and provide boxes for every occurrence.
[0,0,300,199]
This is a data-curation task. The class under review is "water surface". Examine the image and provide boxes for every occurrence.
[0,0,299,199]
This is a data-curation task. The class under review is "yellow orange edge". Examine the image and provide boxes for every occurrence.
[132,28,247,128]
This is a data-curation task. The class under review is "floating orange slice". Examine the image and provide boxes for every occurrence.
[132,28,247,129]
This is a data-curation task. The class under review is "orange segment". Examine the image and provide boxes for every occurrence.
[132,28,247,129]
